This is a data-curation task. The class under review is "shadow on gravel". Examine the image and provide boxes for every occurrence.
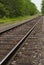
[16,62,32,65]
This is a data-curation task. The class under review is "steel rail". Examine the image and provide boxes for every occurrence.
[0,16,41,35]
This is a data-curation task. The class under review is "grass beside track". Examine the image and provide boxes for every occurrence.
[0,15,38,26]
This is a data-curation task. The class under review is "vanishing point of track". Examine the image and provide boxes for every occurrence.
[0,16,42,65]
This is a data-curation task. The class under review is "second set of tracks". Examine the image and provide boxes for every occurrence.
[0,16,42,65]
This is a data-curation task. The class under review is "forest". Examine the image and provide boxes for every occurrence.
[0,0,38,18]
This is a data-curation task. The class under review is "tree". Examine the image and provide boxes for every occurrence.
[0,0,38,17]
[29,2,38,15]
[0,3,6,18]
[42,0,44,15]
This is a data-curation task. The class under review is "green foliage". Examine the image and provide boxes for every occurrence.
[0,3,6,18]
[29,3,38,15]
[42,0,44,15]
[0,0,38,18]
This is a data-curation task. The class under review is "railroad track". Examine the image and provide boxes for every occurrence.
[9,16,43,65]
[10,18,42,65]
[0,16,42,65]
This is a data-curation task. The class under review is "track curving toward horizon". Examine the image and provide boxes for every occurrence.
[0,16,42,65]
